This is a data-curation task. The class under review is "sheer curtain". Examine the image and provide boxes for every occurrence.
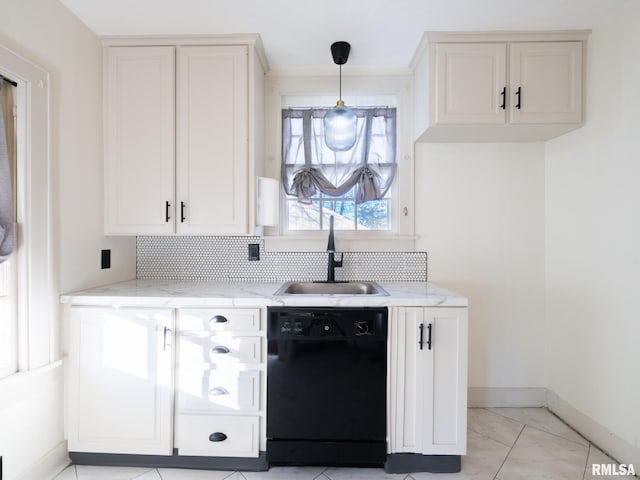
[281,107,396,204]
[0,76,15,264]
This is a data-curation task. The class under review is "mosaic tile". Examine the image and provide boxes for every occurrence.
[136,236,427,282]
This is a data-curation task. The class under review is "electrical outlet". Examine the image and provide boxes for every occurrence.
[248,243,260,261]
[101,249,111,269]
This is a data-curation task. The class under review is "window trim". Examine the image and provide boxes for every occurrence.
[1,44,55,375]
[264,73,415,248]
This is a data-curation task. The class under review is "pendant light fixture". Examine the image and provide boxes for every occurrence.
[324,41,357,152]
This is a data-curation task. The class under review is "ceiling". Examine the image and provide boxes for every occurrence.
[59,0,624,72]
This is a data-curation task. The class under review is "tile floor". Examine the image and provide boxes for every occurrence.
[53,408,626,480]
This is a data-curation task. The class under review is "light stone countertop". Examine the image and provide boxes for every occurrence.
[60,279,468,308]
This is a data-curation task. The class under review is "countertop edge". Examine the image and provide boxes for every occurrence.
[60,279,469,308]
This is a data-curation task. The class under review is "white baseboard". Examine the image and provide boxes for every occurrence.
[546,390,640,468]
[468,387,547,408]
[15,441,70,480]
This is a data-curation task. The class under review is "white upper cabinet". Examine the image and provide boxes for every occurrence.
[104,47,175,235]
[435,43,507,125]
[413,31,589,142]
[509,41,583,125]
[104,37,266,235]
[177,45,249,234]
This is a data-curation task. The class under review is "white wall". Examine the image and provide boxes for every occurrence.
[545,0,640,464]
[0,0,135,478]
[0,0,135,293]
[415,142,546,394]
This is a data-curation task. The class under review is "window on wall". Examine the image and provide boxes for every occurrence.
[1,45,54,377]
[0,257,18,379]
[281,106,397,232]
[0,76,17,379]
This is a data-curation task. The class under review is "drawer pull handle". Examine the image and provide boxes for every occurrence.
[209,386,229,396]
[211,345,230,354]
[210,315,228,324]
[209,432,227,442]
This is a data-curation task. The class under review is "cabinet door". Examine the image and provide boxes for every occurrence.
[66,307,174,455]
[388,307,467,455]
[425,307,467,453]
[104,47,175,235]
[509,42,583,124]
[434,43,507,125]
[176,46,249,234]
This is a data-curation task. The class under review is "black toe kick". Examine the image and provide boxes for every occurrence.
[267,440,387,468]
[384,453,461,474]
[68,451,268,472]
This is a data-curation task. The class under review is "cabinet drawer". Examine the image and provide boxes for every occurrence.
[178,308,260,332]
[176,414,259,457]
[179,335,262,365]
[178,369,260,413]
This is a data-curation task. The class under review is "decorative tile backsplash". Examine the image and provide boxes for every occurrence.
[136,236,427,282]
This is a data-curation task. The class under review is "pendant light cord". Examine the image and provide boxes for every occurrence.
[339,64,343,102]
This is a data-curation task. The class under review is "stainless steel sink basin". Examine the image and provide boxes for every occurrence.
[274,281,388,296]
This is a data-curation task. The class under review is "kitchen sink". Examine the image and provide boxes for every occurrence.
[274,281,388,296]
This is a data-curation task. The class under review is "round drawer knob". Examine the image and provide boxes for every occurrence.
[209,432,228,442]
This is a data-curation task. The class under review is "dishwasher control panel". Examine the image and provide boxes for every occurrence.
[267,307,387,340]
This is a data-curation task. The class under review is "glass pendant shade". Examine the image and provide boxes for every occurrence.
[324,100,357,151]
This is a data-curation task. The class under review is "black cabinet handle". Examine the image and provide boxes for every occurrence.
[165,201,171,222]
[209,432,227,442]
[210,315,228,325]
[500,87,506,110]
[515,86,522,110]
[163,326,171,351]
[211,345,230,354]
[419,323,433,351]
[180,201,186,222]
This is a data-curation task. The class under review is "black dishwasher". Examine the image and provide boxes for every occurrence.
[267,306,388,467]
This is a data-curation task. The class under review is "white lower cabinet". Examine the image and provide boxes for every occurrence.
[388,307,468,455]
[176,414,260,457]
[66,306,264,459]
[178,368,260,412]
[66,303,467,464]
[66,306,174,455]
[175,308,265,458]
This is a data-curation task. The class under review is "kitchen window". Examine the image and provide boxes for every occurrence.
[0,75,17,379]
[281,106,396,232]
[0,45,55,378]
[265,76,414,247]
[0,257,17,379]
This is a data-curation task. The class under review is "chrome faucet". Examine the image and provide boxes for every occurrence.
[326,215,343,282]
